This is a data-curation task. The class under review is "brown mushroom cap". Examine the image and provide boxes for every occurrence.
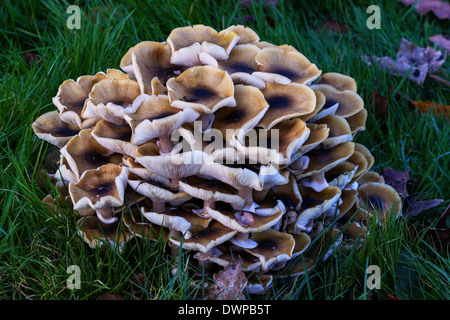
[317,72,357,92]
[290,123,330,159]
[325,161,359,190]
[167,24,240,66]
[315,115,353,149]
[32,110,80,148]
[91,119,137,157]
[291,232,312,258]
[69,163,129,211]
[126,41,182,94]
[257,82,316,130]
[254,46,321,85]
[206,202,284,233]
[169,219,238,253]
[346,108,367,136]
[167,66,236,114]
[76,215,133,250]
[245,228,295,271]
[295,186,342,231]
[209,250,262,272]
[224,25,259,44]
[123,94,200,146]
[277,257,316,278]
[310,84,364,118]
[141,206,211,238]
[217,44,260,76]
[356,171,385,186]
[179,177,245,209]
[82,79,141,125]
[357,182,403,223]
[60,129,121,180]
[293,141,355,181]
[122,208,169,241]
[212,84,268,144]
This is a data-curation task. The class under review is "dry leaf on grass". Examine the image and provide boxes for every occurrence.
[428,204,450,250]
[406,199,444,218]
[382,167,410,198]
[429,34,450,52]
[398,0,450,20]
[410,100,450,117]
[207,257,247,300]
[362,38,447,86]
[370,88,388,122]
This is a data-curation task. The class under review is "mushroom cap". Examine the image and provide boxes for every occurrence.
[346,108,367,136]
[310,84,364,118]
[325,161,359,190]
[122,156,171,185]
[206,202,284,233]
[291,232,312,258]
[123,94,200,145]
[169,219,238,253]
[245,228,295,271]
[141,206,211,237]
[245,274,273,294]
[179,177,245,209]
[254,46,321,85]
[167,24,240,66]
[60,129,121,180]
[209,250,262,272]
[126,41,182,94]
[224,25,259,44]
[294,141,355,180]
[357,182,403,223]
[212,84,268,144]
[336,189,358,219]
[82,79,141,125]
[317,72,357,92]
[76,215,133,250]
[217,44,260,76]
[69,163,129,211]
[290,123,330,158]
[167,65,236,114]
[298,89,326,122]
[356,170,385,186]
[277,257,315,278]
[123,208,170,241]
[315,115,353,149]
[295,186,342,231]
[91,119,137,157]
[32,110,80,148]
[128,175,192,206]
[257,82,316,130]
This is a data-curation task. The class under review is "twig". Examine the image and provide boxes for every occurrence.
[429,74,450,87]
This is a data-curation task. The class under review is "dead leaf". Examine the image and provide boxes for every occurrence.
[387,293,400,300]
[207,257,247,300]
[370,88,388,122]
[234,211,255,226]
[429,34,450,52]
[406,199,444,218]
[323,20,349,33]
[362,38,447,86]
[398,0,450,20]
[410,100,450,117]
[381,167,410,198]
[428,204,450,250]
[98,293,123,300]
[131,273,146,293]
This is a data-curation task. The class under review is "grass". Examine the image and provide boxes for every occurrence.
[0,0,448,300]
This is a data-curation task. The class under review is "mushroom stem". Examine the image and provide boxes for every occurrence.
[159,135,174,154]
[203,200,215,216]
[152,200,166,213]
[238,187,254,211]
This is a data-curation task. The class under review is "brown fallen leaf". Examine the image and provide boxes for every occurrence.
[428,204,450,250]
[429,34,450,52]
[130,273,146,293]
[410,100,450,118]
[370,88,388,122]
[406,199,444,218]
[381,167,410,198]
[98,293,123,300]
[398,0,450,20]
[362,38,447,86]
[323,20,349,33]
[207,257,247,300]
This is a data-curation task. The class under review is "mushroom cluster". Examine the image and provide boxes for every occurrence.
[33,25,402,294]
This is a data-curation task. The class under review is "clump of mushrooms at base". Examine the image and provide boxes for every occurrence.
[33,24,403,294]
